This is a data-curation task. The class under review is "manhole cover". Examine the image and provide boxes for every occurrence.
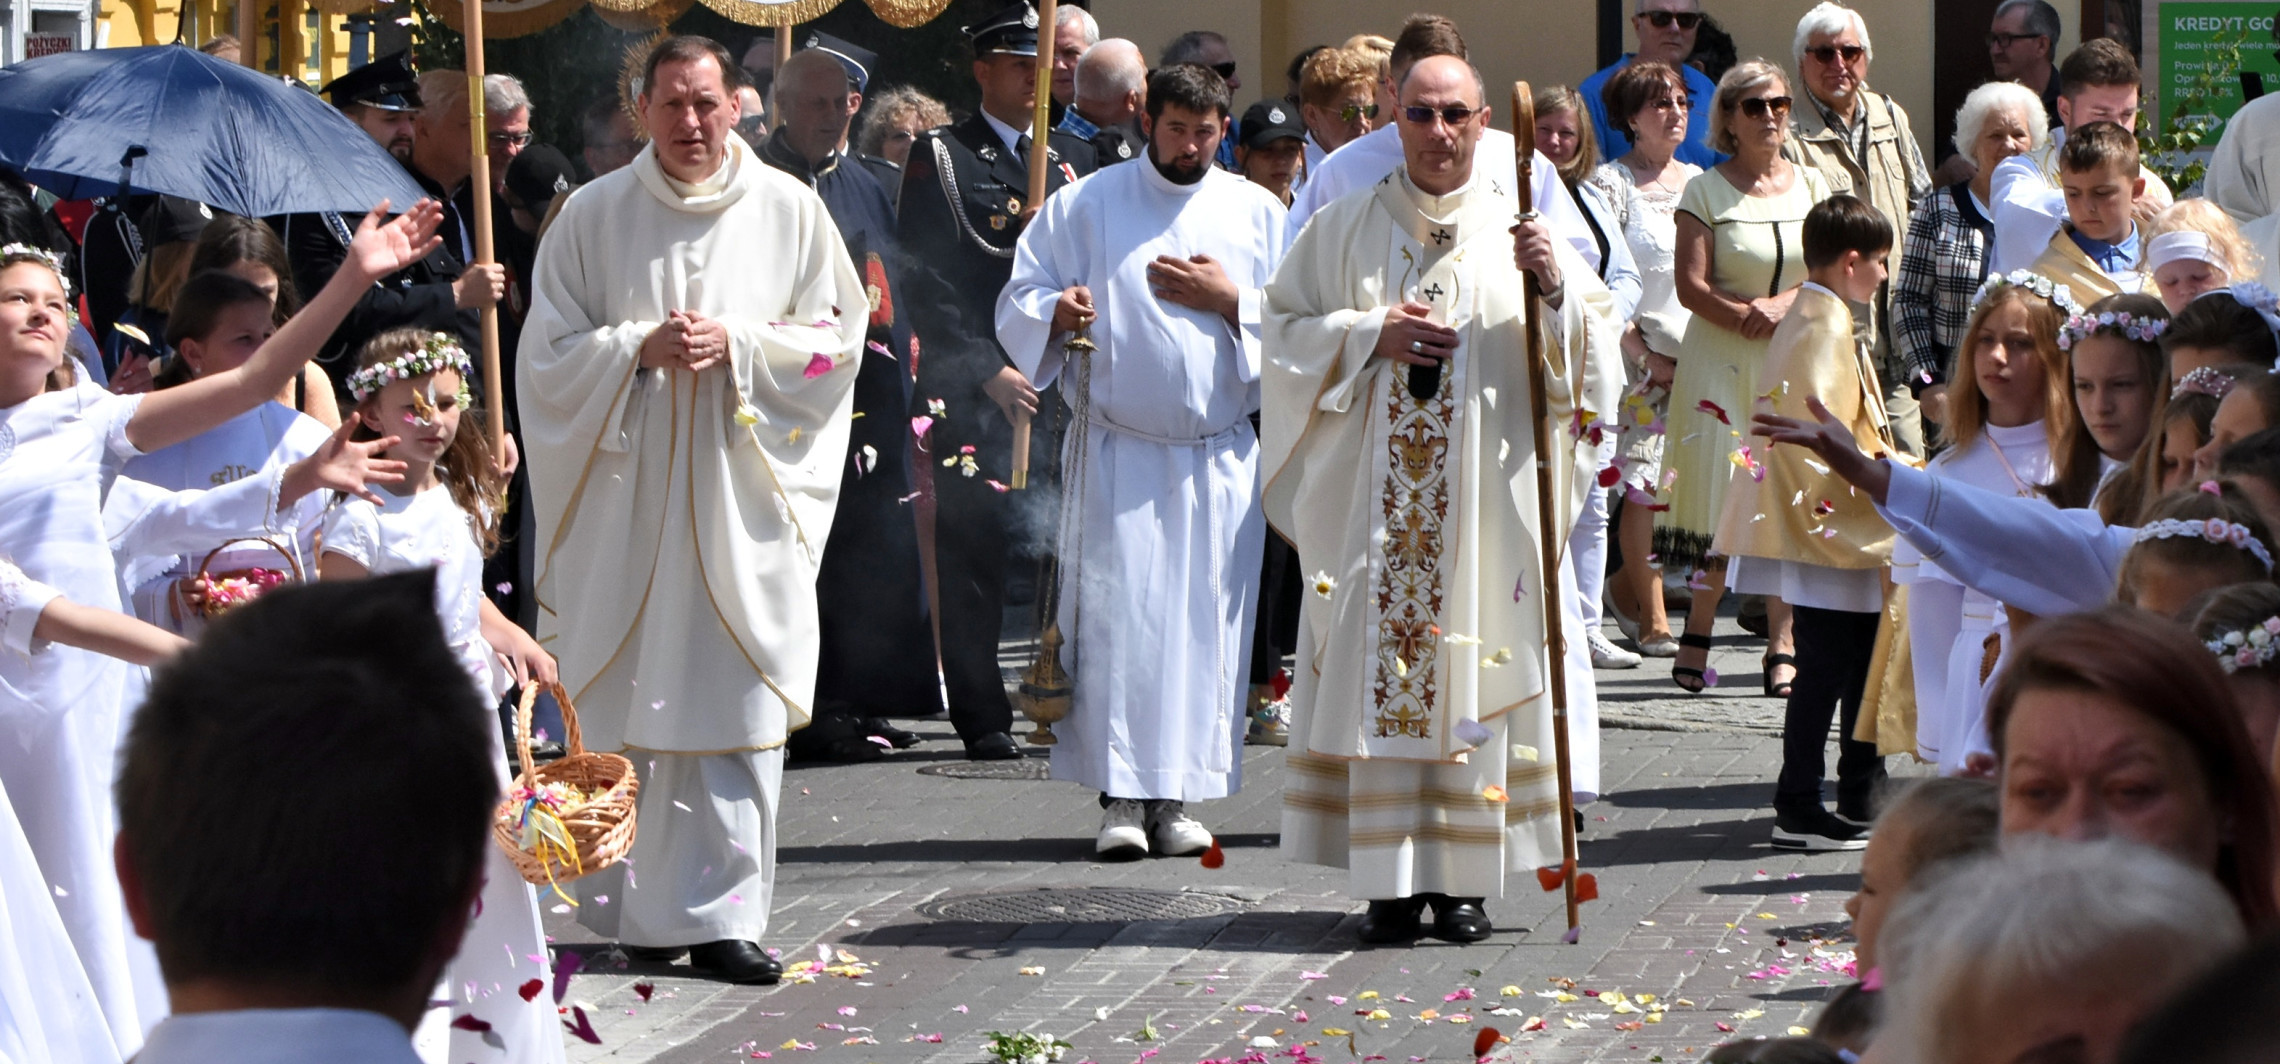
[917,758,1052,780]
[918,887,1250,923]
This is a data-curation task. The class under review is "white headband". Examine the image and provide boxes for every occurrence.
[2146,231,2227,276]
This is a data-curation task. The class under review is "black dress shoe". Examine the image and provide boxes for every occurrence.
[621,944,685,962]
[864,717,923,749]
[1429,897,1493,943]
[964,731,1022,760]
[818,736,886,762]
[1356,897,1427,943]
[687,940,783,985]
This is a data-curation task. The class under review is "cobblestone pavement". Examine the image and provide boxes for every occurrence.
[546,613,1907,1064]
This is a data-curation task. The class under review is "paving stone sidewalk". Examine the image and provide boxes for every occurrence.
[547,615,1897,1064]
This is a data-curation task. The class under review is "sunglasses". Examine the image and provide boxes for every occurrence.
[1210,61,1237,81]
[1733,95,1793,119]
[1804,44,1866,64]
[1338,103,1379,122]
[1401,104,1480,126]
[487,130,534,148]
[1647,95,1687,112]
[1986,31,2046,49]
[1640,10,1704,29]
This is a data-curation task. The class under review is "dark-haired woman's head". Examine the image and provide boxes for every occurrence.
[1985,604,2279,929]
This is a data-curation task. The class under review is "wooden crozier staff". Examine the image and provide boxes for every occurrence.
[1009,0,1059,490]
[463,0,508,461]
[1514,81,1583,937]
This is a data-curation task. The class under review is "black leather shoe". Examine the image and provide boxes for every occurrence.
[1356,897,1427,943]
[621,944,685,962]
[964,731,1022,760]
[687,940,783,985]
[864,717,923,749]
[1430,897,1493,943]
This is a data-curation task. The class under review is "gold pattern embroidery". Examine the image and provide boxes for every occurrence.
[1370,365,1456,738]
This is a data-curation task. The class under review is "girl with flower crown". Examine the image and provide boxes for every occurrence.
[0,202,441,1055]
[2164,285,2280,389]
[2048,293,2168,520]
[2188,582,2280,766]
[2114,483,2277,616]
[1892,271,2083,775]
[315,326,563,1064]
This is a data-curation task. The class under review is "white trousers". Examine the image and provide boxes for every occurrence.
[575,747,783,947]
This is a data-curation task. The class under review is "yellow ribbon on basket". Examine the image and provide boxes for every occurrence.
[517,794,586,906]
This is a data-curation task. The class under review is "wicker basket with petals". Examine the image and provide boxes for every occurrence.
[492,681,638,892]
[168,536,301,630]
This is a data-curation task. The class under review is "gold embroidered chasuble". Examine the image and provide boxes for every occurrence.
[1261,168,1623,767]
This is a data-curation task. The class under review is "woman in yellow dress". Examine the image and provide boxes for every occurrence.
[1659,58,1831,694]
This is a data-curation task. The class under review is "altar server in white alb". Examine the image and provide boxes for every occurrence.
[517,35,867,986]
[998,64,1287,859]
[1263,55,1622,945]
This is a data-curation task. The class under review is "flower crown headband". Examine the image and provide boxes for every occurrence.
[2207,616,2280,673]
[2135,515,2275,573]
[1,243,69,295]
[347,333,474,404]
[2057,309,2166,351]
[1972,269,2083,318]
[2173,365,2237,400]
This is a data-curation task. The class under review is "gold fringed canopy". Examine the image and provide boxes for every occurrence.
[860,0,952,27]
[425,0,588,37]
[594,0,693,32]
[693,0,840,26]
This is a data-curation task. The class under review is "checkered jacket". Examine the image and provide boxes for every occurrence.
[1891,182,1994,391]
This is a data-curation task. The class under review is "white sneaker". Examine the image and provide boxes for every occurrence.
[1145,800,1213,856]
[1588,628,1642,669]
[1097,798,1148,859]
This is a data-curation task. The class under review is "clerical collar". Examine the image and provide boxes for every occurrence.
[2068,222,2140,277]
[1399,168,1477,221]
[1139,153,1212,197]
[1800,280,1839,300]
[662,142,739,198]
[982,110,1031,158]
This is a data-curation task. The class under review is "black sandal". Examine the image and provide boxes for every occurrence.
[1672,632,1714,693]
[1762,652,1797,699]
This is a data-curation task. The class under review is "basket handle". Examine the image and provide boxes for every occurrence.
[512,679,585,785]
[194,536,306,583]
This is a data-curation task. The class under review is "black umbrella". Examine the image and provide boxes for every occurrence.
[0,45,424,218]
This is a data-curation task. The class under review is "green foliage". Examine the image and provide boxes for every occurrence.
[982,1030,1071,1064]
[2142,24,2247,194]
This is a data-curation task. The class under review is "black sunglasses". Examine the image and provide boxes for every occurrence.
[1734,95,1793,119]
[1401,103,1479,126]
[1640,10,1704,30]
[1804,44,1866,64]
[1986,31,2046,49]
[1210,61,1237,80]
[1338,103,1379,122]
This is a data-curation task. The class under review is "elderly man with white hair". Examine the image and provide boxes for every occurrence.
[1785,0,1931,454]
[1058,37,1148,163]
[1891,80,2045,427]
[1874,837,2246,1064]
[1050,4,1099,109]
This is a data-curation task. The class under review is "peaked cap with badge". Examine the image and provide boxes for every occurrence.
[320,49,421,112]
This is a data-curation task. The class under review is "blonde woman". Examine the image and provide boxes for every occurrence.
[1658,58,1830,695]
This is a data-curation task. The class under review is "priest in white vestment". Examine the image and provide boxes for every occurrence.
[517,36,866,984]
[1263,56,1622,944]
[997,66,1287,860]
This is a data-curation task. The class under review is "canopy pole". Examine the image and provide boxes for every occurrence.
[463,0,506,461]
[1009,0,1056,491]
[234,0,255,67]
